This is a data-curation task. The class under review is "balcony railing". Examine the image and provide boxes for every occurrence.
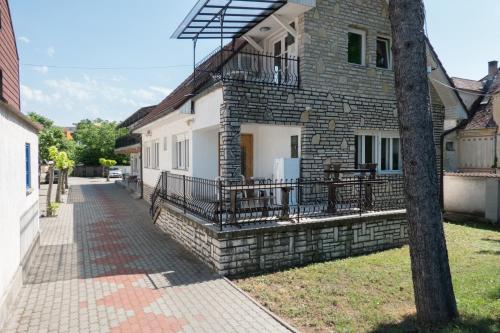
[150,169,406,230]
[195,49,300,89]
[115,134,140,149]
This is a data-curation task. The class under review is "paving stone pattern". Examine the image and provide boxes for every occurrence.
[2,178,291,333]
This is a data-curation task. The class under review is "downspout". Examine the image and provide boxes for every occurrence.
[494,125,499,174]
[440,120,467,210]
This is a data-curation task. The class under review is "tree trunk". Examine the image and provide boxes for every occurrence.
[61,169,67,195]
[55,170,62,203]
[388,0,458,326]
[65,170,69,190]
[107,167,110,182]
[47,166,54,215]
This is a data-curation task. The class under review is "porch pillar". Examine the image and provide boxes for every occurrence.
[219,101,242,181]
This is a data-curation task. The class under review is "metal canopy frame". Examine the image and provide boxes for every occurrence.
[172,0,287,40]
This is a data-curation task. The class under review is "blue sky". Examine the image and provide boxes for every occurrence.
[10,0,500,126]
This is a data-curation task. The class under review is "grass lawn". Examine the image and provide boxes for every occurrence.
[235,222,500,333]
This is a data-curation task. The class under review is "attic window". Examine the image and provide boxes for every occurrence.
[376,37,391,69]
[348,29,366,65]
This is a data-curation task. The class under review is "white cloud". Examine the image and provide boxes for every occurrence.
[32,66,49,75]
[18,36,30,44]
[20,85,53,103]
[45,79,91,101]
[47,46,56,57]
[133,89,156,102]
[149,86,173,96]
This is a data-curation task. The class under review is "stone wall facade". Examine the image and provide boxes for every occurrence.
[299,0,394,98]
[155,202,408,277]
[220,82,444,180]
[143,183,154,205]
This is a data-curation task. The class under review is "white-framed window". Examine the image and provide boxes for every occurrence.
[163,137,168,151]
[355,132,402,173]
[152,140,160,169]
[347,28,366,66]
[376,36,392,69]
[173,134,190,170]
[144,143,151,168]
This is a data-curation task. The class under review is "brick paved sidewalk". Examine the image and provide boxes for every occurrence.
[2,178,292,333]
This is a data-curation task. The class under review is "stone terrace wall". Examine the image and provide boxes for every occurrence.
[220,82,444,180]
[155,202,408,277]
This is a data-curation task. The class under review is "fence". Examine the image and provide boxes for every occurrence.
[151,169,406,230]
[72,166,104,178]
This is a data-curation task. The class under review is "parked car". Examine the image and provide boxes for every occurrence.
[108,167,123,179]
[45,169,60,184]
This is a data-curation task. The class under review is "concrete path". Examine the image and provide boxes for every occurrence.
[3,178,292,333]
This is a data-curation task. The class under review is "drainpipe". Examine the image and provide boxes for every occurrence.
[494,125,499,174]
[440,120,467,210]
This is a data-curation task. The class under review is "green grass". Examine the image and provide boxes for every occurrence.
[235,222,500,333]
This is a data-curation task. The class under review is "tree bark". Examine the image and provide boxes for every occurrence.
[47,166,54,215]
[388,0,458,326]
[65,170,69,190]
[55,170,62,203]
[61,170,67,195]
[107,167,110,182]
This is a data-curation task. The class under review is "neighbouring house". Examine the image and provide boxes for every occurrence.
[448,61,500,172]
[131,0,467,276]
[62,126,75,140]
[442,61,500,223]
[114,105,156,194]
[0,0,42,327]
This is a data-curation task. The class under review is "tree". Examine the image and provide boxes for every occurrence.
[29,112,75,161]
[99,158,117,182]
[54,151,72,203]
[388,0,458,326]
[46,146,58,216]
[73,119,128,166]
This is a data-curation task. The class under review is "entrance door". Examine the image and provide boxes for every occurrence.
[240,134,254,178]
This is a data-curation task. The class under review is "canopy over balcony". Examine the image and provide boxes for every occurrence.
[172,0,287,40]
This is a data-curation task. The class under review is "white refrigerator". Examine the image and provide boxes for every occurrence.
[273,158,300,205]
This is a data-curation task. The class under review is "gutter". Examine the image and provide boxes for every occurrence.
[440,120,468,210]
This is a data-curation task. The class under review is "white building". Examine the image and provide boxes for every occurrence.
[0,0,42,327]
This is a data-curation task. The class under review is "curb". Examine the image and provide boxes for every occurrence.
[223,277,300,333]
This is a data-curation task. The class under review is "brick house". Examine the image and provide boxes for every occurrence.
[128,0,468,276]
[0,0,42,327]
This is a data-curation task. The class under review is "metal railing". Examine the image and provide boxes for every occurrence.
[151,168,406,230]
[115,134,140,149]
[195,49,300,89]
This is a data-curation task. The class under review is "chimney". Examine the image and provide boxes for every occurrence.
[489,60,498,78]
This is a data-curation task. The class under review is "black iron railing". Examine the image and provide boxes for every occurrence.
[195,49,300,89]
[115,134,140,149]
[150,168,406,230]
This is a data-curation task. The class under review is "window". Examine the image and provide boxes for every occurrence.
[174,135,190,170]
[355,133,402,172]
[144,143,151,168]
[0,70,3,100]
[152,140,160,169]
[376,37,391,69]
[163,137,168,151]
[25,143,32,192]
[291,135,299,158]
[356,135,376,167]
[348,29,366,65]
[446,142,455,152]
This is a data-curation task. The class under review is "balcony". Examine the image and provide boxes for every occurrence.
[195,48,300,90]
[115,134,140,154]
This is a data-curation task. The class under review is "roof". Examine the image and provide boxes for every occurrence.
[451,77,484,92]
[464,71,500,130]
[135,39,247,130]
[0,100,42,133]
[118,105,156,129]
[172,0,286,40]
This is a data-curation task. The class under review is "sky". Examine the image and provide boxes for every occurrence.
[10,0,500,126]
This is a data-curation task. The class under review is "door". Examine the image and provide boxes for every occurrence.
[240,134,254,178]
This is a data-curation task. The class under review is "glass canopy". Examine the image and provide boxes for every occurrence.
[172,0,287,40]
